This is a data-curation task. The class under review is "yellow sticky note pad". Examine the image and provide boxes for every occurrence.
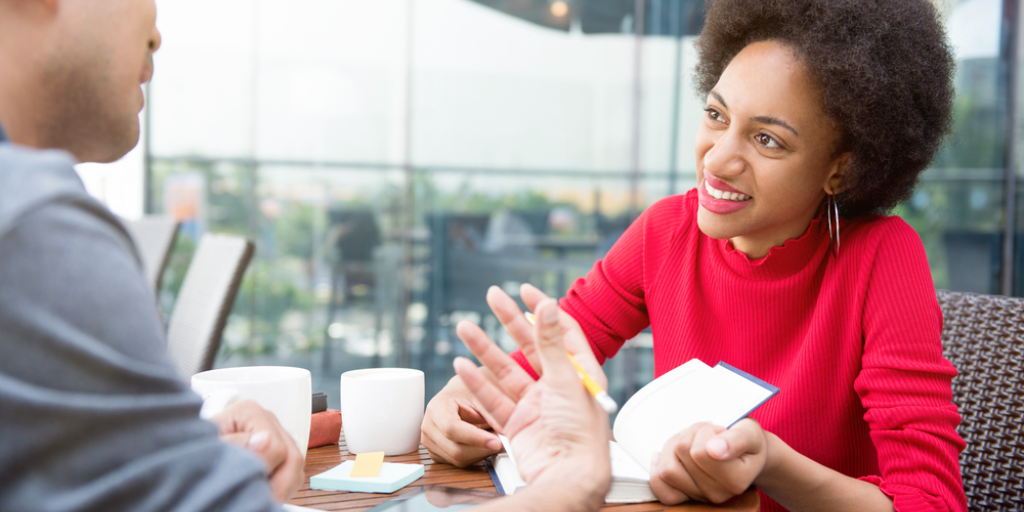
[350,452,385,478]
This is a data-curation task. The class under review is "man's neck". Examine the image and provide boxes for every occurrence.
[0,120,7,143]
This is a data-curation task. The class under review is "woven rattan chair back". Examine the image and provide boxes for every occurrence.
[936,290,1024,511]
[123,215,179,296]
[166,234,254,379]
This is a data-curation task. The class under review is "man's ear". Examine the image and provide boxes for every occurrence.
[824,152,851,195]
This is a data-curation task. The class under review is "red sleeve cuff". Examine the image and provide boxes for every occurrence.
[509,349,540,380]
[857,475,962,512]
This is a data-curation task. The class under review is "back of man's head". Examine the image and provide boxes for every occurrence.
[0,0,161,163]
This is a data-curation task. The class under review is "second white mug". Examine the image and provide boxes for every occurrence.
[341,368,424,455]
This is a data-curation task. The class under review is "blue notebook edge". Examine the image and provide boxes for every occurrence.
[483,458,507,495]
[714,361,780,429]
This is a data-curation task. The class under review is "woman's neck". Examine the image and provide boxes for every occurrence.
[728,204,823,259]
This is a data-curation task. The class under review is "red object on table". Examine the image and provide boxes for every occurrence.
[308,409,342,449]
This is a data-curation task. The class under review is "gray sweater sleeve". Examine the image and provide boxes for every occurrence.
[0,162,283,511]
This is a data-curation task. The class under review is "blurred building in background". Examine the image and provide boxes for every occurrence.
[76,0,1024,409]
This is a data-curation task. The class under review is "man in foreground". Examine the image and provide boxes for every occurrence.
[0,0,302,510]
[0,0,613,510]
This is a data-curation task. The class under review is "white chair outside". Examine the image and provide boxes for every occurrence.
[123,215,179,296]
[166,233,254,380]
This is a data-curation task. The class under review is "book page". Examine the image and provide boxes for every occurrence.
[609,440,650,483]
[703,365,775,427]
[612,359,710,461]
[612,359,774,470]
[491,453,526,495]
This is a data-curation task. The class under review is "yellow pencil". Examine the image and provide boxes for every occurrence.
[524,312,618,414]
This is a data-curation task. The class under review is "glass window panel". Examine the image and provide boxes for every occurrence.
[151,0,1023,409]
[903,0,1009,295]
[150,0,258,158]
[412,1,635,171]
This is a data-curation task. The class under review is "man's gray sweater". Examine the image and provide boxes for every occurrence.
[0,127,281,511]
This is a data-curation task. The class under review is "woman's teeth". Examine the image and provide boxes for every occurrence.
[705,180,751,202]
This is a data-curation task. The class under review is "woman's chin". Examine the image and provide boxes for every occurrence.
[696,207,744,240]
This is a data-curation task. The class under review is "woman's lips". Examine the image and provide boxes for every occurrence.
[704,174,748,196]
[698,178,753,215]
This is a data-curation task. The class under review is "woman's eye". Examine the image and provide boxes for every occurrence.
[704,107,726,124]
[756,133,781,149]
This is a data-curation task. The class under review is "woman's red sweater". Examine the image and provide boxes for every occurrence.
[511,189,966,511]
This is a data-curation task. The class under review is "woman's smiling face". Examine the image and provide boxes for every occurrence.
[695,40,849,259]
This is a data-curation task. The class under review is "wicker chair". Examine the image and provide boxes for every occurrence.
[936,290,1024,511]
[166,234,254,379]
[123,215,179,296]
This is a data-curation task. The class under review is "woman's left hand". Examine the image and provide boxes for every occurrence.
[648,418,769,505]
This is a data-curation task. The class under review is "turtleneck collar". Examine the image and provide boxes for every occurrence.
[715,207,834,280]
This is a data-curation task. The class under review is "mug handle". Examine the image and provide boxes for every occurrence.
[199,389,240,420]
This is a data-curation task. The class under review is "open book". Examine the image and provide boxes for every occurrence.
[485,359,779,503]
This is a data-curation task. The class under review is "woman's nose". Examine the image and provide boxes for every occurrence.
[702,131,745,177]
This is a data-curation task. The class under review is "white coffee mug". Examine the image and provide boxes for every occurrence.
[192,366,312,457]
[341,368,424,455]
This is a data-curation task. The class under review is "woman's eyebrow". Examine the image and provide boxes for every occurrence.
[752,115,799,136]
[709,90,799,136]
[709,90,728,108]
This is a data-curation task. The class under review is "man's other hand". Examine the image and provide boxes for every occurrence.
[212,400,304,502]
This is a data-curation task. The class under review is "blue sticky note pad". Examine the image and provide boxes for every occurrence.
[310,460,425,494]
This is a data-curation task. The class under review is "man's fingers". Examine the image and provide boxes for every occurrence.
[267,438,304,502]
[558,312,607,389]
[455,320,533,400]
[532,299,577,387]
[218,417,299,502]
[219,432,251,450]
[453,357,517,429]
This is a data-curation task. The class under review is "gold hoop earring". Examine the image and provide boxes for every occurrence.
[826,194,840,258]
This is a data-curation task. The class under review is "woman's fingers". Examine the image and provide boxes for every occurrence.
[517,283,608,389]
[453,357,518,428]
[485,286,544,376]
[421,394,503,467]
[702,419,763,461]
[682,425,743,503]
[649,435,696,505]
[455,320,533,401]
[520,282,550,312]
[673,422,762,503]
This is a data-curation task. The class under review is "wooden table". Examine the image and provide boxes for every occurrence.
[288,433,760,511]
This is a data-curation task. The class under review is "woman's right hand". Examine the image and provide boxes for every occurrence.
[420,372,504,467]
[420,284,605,467]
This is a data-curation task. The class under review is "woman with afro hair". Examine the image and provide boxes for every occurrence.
[420,0,967,510]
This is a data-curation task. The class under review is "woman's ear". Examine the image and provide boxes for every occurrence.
[824,153,852,195]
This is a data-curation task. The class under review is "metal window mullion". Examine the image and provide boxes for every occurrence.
[1002,0,1021,296]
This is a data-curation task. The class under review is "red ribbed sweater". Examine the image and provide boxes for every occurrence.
[511,189,966,512]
